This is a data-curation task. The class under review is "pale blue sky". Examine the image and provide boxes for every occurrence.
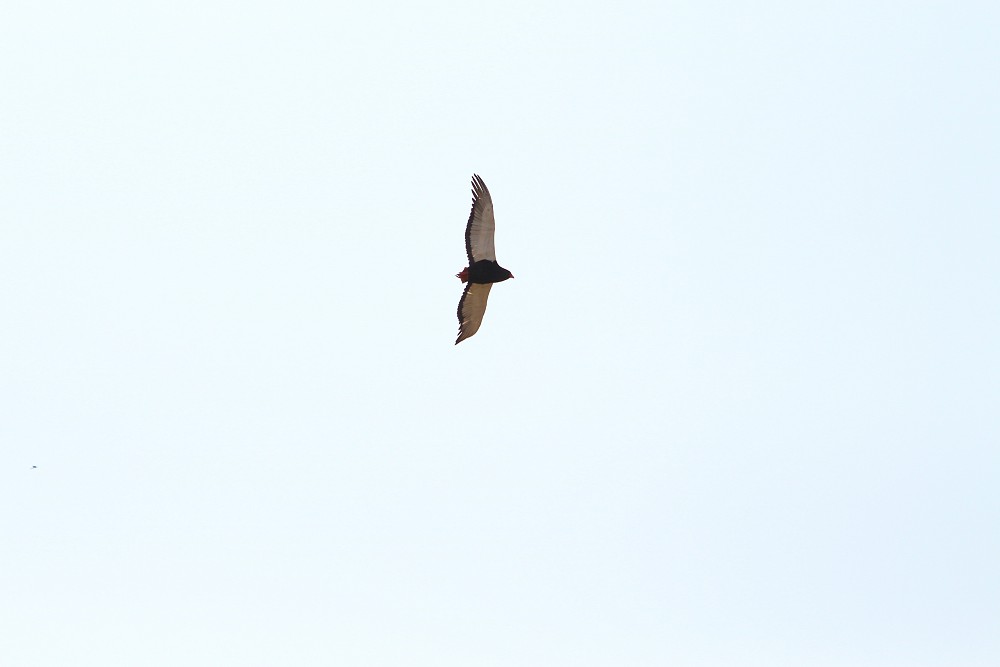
[2,1,998,665]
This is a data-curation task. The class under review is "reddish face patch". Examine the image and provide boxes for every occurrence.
[456,268,469,282]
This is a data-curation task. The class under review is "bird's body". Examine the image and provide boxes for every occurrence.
[455,174,514,344]
[459,259,511,284]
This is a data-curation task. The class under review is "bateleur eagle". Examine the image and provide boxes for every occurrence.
[455,174,514,344]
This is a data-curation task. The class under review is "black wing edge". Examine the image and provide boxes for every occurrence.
[464,173,489,265]
[455,282,473,345]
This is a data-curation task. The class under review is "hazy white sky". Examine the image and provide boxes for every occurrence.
[2,1,998,665]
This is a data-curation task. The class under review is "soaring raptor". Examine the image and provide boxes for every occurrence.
[455,174,514,344]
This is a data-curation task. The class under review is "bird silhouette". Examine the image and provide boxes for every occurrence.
[455,174,514,344]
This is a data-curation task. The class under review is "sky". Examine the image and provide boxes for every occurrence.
[2,1,998,665]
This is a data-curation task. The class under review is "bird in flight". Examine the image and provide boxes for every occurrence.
[455,174,514,344]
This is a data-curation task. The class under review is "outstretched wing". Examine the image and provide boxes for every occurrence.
[465,174,496,264]
[455,282,493,344]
